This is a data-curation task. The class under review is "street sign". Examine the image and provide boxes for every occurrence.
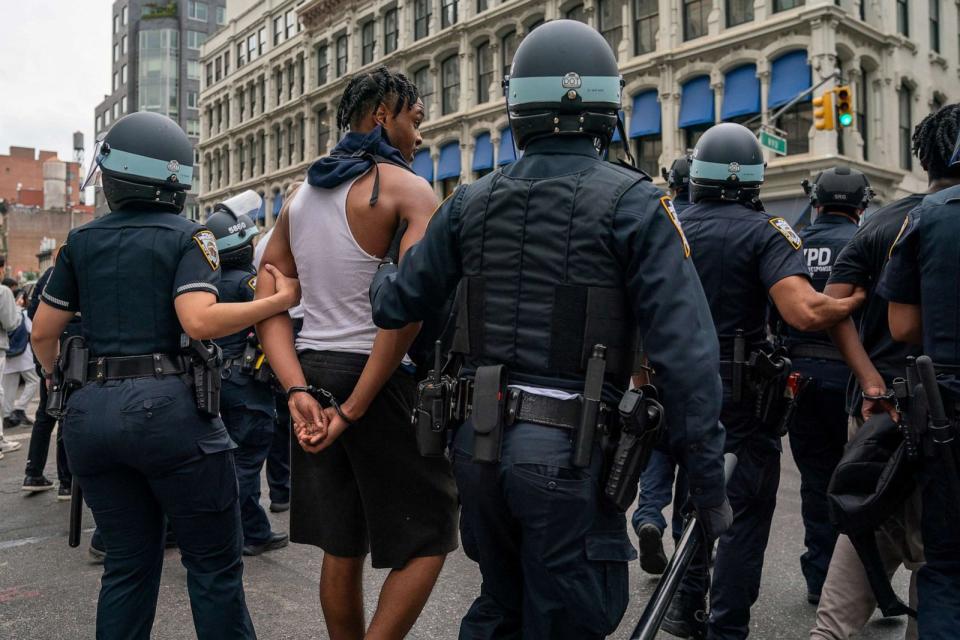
[759,129,787,156]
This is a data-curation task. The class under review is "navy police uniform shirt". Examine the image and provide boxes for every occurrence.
[215,265,257,360]
[42,210,221,356]
[370,136,726,508]
[678,200,810,359]
[877,184,960,366]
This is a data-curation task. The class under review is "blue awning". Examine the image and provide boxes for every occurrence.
[722,64,760,120]
[255,196,266,222]
[630,91,661,138]
[437,142,461,181]
[769,50,811,109]
[498,127,516,165]
[272,192,283,215]
[678,76,715,128]
[412,149,433,182]
[612,110,626,142]
[472,132,493,171]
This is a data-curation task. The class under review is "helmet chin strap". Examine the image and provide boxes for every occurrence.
[615,115,637,168]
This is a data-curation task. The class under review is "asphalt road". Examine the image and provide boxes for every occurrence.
[0,403,911,639]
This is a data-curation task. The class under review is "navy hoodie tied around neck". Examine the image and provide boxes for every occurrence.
[306,126,411,191]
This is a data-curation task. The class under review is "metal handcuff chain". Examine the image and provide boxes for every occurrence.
[287,385,355,426]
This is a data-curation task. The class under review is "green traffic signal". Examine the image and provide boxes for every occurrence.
[838,112,853,127]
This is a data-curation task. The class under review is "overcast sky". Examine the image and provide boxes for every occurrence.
[0,1,111,168]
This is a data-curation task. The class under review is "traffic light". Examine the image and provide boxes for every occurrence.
[834,85,854,128]
[813,91,835,131]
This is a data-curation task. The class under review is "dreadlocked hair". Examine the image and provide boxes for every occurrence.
[336,66,420,132]
[912,103,960,180]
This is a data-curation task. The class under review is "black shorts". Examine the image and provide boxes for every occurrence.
[290,350,459,569]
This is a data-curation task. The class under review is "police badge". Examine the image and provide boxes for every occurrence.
[660,196,691,258]
[193,230,221,270]
[768,217,802,250]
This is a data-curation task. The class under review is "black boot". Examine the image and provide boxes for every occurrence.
[661,592,708,639]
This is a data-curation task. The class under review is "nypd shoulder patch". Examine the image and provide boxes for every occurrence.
[660,196,691,258]
[768,217,802,250]
[247,275,257,291]
[193,230,221,271]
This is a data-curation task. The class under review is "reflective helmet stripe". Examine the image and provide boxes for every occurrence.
[508,75,621,108]
[690,159,765,183]
[100,147,194,186]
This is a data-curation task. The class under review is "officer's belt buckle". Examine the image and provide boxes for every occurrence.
[95,357,106,382]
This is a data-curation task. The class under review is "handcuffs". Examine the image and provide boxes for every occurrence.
[286,385,356,426]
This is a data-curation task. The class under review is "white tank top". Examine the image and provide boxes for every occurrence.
[288,173,380,355]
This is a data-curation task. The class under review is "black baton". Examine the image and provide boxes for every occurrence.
[68,481,82,548]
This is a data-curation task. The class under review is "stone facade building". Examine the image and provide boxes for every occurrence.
[198,0,959,225]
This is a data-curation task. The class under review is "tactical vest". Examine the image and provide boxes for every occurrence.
[451,159,644,384]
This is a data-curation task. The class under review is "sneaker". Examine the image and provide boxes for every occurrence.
[0,437,22,453]
[243,532,289,556]
[269,501,290,513]
[12,410,33,426]
[807,592,821,605]
[22,475,55,492]
[58,483,73,501]
[662,592,708,639]
[3,415,19,430]
[88,543,106,564]
[637,523,669,575]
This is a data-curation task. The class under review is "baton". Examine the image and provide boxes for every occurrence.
[630,452,737,640]
[68,481,82,548]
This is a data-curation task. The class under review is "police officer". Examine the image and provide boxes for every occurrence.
[206,192,289,556]
[784,167,873,604]
[877,104,960,639]
[369,20,731,639]
[664,123,865,639]
[30,111,299,639]
[632,154,695,575]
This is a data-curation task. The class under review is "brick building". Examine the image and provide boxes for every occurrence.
[4,206,94,280]
[0,147,82,209]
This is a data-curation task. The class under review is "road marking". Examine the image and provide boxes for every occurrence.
[0,528,95,551]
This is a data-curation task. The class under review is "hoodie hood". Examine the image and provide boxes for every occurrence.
[306,126,411,190]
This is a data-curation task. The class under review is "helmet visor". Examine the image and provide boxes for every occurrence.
[950,131,960,167]
[80,136,108,191]
[215,190,263,219]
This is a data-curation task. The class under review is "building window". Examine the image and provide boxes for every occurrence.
[121,96,127,113]
[727,0,753,26]
[187,119,200,137]
[414,66,432,118]
[317,45,329,85]
[684,0,708,40]
[247,33,258,61]
[476,41,493,104]
[442,0,458,28]
[598,0,624,55]
[138,29,180,119]
[188,59,200,81]
[287,61,295,100]
[113,102,120,120]
[856,68,869,161]
[441,55,460,115]
[188,1,208,21]
[206,62,213,85]
[478,0,489,12]
[384,9,399,54]
[287,121,295,165]
[285,10,297,39]
[215,57,222,82]
[299,116,306,162]
[97,114,103,132]
[224,51,230,76]
[114,14,119,33]
[414,0,431,40]
[113,72,118,92]
[298,55,305,95]
[633,0,657,55]
[259,76,266,112]
[121,6,127,25]
[249,85,256,116]
[775,102,813,155]
[899,83,912,170]
[275,69,283,103]
[188,90,198,109]
[634,135,662,176]
[336,35,348,77]
[237,42,246,67]
[362,21,375,65]
[113,42,119,61]
[259,27,266,55]
[122,64,128,84]
[121,35,127,55]
[501,30,518,79]
[274,15,284,45]
[566,4,586,21]
[774,0,804,10]
[684,126,709,150]
[259,131,266,173]
[929,0,940,52]
[187,30,205,50]
[239,89,246,121]
[896,0,909,34]
[276,128,284,169]
[317,107,330,155]
[216,5,226,25]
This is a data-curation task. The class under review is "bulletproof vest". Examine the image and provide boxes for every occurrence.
[783,212,859,352]
[917,190,960,365]
[215,264,256,359]
[451,159,643,384]
[68,210,198,357]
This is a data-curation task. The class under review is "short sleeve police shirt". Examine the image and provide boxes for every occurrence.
[41,244,79,312]
[174,228,222,300]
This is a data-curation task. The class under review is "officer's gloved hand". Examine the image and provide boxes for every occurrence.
[384,219,409,265]
[696,497,733,541]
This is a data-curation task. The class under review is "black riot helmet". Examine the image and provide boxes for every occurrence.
[505,20,624,151]
[82,111,194,214]
[206,191,262,267]
[801,166,874,215]
[689,123,766,204]
[661,155,692,192]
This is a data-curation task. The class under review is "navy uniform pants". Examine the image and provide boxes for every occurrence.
[786,358,848,597]
[452,419,636,640]
[62,376,255,640]
[632,446,688,542]
[679,400,780,640]
[220,370,276,546]
[266,388,291,505]
[917,438,960,638]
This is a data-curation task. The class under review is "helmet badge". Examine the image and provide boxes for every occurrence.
[167,160,181,173]
[562,72,582,89]
[728,162,741,174]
